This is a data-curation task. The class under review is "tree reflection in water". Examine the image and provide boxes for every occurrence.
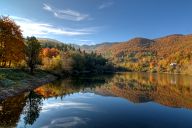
[34,73,192,109]
[0,73,192,127]
[0,91,43,127]
[22,91,43,127]
[0,93,27,127]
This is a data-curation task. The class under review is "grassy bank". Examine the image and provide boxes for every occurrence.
[0,69,57,100]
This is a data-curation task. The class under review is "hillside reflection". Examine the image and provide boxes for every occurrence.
[95,73,192,108]
[0,73,192,127]
[34,73,192,108]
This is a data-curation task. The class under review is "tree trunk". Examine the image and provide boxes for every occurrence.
[30,66,34,75]
[8,60,11,67]
[2,60,6,67]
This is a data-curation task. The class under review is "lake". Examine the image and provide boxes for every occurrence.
[1,73,192,128]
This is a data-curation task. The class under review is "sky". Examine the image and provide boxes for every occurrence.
[1,0,192,45]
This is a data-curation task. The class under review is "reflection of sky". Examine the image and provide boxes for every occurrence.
[42,92,97,113]
[17,93,101,128]
[16,92,192,128]
[42,101,91,111]
[38,93,96,128]
[41,116,89,128]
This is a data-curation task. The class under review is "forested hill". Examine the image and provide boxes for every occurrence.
[38,38,68,48]
[95,34,192,58]
[37,34,192,74]
[87,34,192,74]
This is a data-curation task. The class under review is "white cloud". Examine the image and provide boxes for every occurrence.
[99,1,114,9]
[11,16,96,37]
[43,3,52,11]
[43,3,89,21]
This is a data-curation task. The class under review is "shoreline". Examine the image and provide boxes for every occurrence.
[1,69,191,101]
[0,69,115,101]
[0,69,58,101]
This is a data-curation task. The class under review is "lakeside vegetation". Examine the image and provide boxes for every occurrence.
[0,16,117,75]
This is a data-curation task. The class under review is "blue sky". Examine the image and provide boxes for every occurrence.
[1,0,192,45]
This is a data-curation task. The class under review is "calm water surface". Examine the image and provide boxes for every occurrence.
[1,73,192,128]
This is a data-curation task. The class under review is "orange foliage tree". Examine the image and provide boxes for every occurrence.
[40,48,60,58]
[0,16,25,67]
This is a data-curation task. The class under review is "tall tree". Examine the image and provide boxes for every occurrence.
[25,36,41,74]
[0,16,25,67]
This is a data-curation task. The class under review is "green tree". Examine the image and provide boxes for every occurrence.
[25,36,41,74]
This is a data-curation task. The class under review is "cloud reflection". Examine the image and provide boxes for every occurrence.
[42,101,95,112]
[41,116,89,128]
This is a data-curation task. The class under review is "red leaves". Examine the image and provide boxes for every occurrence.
[40,48,60,58]
[0,16,25,67]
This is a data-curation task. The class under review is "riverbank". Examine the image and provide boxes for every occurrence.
[0,69,57,100]
[0,68,117,100]
[2,68,189,101]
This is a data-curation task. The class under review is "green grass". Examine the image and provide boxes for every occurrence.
[0,68,51,88]
[0,69,31,80]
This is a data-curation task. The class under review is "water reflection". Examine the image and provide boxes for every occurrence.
[34,73,192,108]
[0,93,27,127]
[0,73,192,127]
[95,73,192,108]
[22,91,43,127]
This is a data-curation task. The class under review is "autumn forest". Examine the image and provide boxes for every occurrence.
[0,16,115,75]
[1,0,192,127]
